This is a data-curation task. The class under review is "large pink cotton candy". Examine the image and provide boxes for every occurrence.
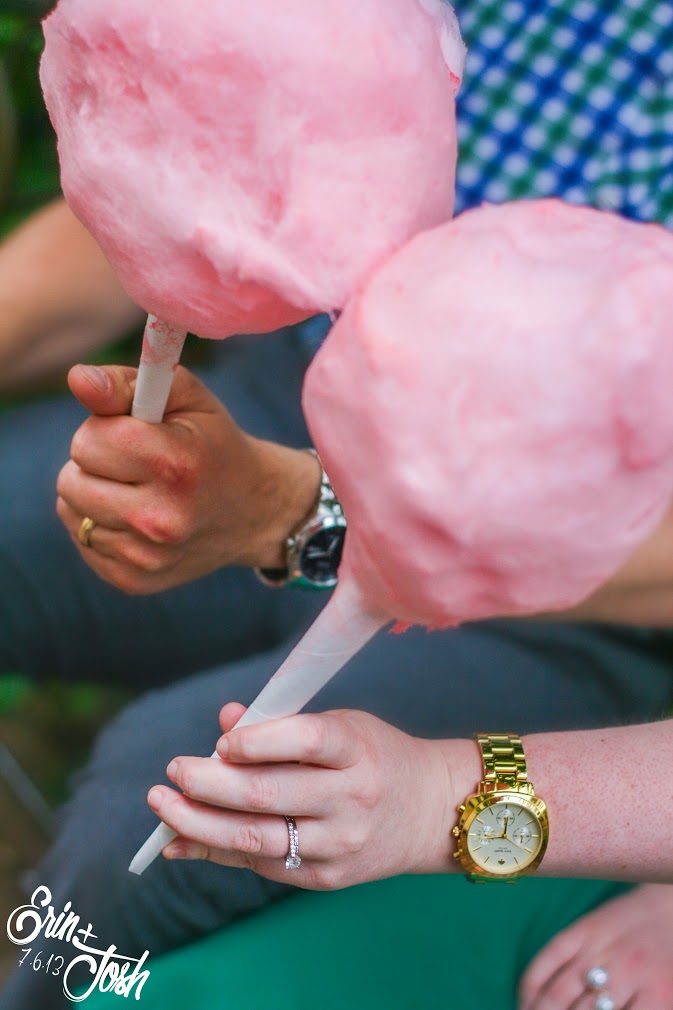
[304,199,673,628]
[40,0,464,340]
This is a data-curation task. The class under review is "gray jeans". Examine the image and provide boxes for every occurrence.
[1,329,672,1008]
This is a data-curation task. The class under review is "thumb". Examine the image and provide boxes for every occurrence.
[68,363,137,417]
[218,703,249,737]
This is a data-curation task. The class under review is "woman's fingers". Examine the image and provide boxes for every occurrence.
[165,755,337,817]
[150,787,337,863]
[519,928,584,1009]
[523,955,636,1010]
[218,702,248,734]
[216,711,363,770]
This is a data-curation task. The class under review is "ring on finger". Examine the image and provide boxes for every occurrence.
[594,995,616,1010]
[284,815,301,870]
[586,967,609,991]
[78,516,97,548]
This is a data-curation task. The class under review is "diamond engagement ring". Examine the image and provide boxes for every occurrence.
[594,995,616,1010]
[586,967,609,991]
[284,816,301,870]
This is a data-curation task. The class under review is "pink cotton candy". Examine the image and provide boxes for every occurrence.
[303,199,673,628]
[40,0,464,340]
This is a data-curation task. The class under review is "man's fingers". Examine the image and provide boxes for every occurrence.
[57,463,140,527]
[68,363,137,416]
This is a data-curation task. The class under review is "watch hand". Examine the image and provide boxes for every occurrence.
[507,834,531,855]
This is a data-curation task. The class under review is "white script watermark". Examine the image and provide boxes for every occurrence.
[6,885,151,1002]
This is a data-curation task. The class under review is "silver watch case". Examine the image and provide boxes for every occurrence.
[256,453,346,589]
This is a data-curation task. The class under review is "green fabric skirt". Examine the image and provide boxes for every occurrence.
[84,874,627,1010]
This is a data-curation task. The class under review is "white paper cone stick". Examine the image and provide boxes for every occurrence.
[131,315,187,423]
[129,579,387,875]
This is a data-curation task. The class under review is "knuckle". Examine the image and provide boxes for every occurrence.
[349,774,381,812]
[69,425,90,464]
[55,466,71,501]
[150,449,199,491]
[109,568,144,596]
[226,734,255,762]
[55,495,68,521]
[124,543,166,575]
[245,773,279,813]
[339,825,366,856]
[302,718,330,761]
[134,510,188,547]
[175,765,196,797]
[159,792,185,833]
[312,865,343,892]
[231,822,264,856]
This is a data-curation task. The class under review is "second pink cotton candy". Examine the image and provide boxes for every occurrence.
[304,199,673,629]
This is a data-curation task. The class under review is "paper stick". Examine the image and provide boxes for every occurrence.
[129,579,387,875]
[131,315,187,423]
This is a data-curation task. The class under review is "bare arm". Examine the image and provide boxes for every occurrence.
[149,706,673,887]
[540,501,673,627]
[0,199,143,391]
[435,720,673,883]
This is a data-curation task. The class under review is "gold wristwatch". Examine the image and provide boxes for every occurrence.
[452,733,549,883]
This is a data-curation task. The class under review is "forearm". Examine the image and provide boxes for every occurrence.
[0,199,142,390]
[434,719,673,883]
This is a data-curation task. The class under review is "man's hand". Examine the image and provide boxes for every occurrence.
[56,362,322,594]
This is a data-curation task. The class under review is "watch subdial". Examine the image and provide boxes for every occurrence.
[512,825,532,847]
[470,824,497,846]
[495,807,514,829]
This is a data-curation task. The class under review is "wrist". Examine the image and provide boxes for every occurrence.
[414,737,483,875]
[249,443,323,570]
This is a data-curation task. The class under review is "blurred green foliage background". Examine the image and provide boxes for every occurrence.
[0,4,60,232]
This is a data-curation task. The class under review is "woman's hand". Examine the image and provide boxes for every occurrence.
[147,704,470,890]
[519,883,673,1010]
[56,362,321,593]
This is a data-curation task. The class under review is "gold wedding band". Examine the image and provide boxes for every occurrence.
[78,516,97,548]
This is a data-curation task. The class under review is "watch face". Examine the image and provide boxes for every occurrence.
[465,798,544,876]
[300,525,346,586]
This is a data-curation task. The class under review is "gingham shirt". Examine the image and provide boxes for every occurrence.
[299,0,673,351]
[454,0,673,224]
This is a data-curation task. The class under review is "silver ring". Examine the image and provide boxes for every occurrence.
[586,967,609,990]
[284,815,301,870]
[594,995,616,1010]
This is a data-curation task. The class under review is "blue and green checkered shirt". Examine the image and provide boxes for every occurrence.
[454,0,673,224]
[300,0,673,352]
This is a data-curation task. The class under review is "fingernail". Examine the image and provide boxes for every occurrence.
[166,760,179,780]
[77,364,111,392]
[147,788,162,812]
[164,841,191,860]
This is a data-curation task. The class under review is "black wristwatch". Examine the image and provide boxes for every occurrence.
[255,450,347,590]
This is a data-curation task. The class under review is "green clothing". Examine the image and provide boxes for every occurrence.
[85,875,627,1010]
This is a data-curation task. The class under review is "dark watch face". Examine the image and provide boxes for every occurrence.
[300,526,346,586]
